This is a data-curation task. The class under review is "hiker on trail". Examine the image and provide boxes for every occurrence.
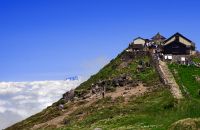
[59,104,64,111]
[102,86,106,98]
[95,85,99,97]
[102,91,105,98]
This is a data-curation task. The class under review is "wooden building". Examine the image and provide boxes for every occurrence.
[163,33,196,55]
[130,37,146,51]
[151,33,166,45]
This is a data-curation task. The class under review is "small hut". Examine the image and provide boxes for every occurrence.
[130,37,146,51]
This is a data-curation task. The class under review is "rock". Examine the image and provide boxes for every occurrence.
[73,96,79,101]
[123,91,128,95]
[63,119,70,125]
[131,81,138,87]
[137,64,145,72]
[195,76,200,82]
[125,87,131,90]
[83,95,91,99]
[58,104,64,110]
[94,128,102,130]
[63,89,75,101]
[145,62,151,67]
[138,60,144,65]
[118,62,129,69]
[169,118,200,130]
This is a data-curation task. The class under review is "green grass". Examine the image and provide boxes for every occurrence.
[168,64,200,99]
[55,64,200,130]
[191,56,200,63]
[56,88,200,130]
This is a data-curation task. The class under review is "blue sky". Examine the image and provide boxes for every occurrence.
[0,0,200,82]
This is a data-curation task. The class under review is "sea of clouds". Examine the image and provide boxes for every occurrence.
[0,79,82,129]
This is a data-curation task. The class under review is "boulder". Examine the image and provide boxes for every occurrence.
[169,118,200,130]
[63,119,70,125]
[63,89,75,101]
[195,76,200,82]
[94,128,102,130]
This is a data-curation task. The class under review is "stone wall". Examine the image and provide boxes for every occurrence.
[149,53,167,85]
[164,55,191,64]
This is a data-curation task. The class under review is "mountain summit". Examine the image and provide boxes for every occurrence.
[6,33,200,130]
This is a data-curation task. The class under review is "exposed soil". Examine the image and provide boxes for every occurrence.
[31,84,148,129]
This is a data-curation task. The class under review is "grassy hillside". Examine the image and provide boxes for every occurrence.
[53,88,200,130]
[168,64,200,99]
[74,51,159,97]
[6,53,200,130]
[191,55,200,64]
[58,58,200,130]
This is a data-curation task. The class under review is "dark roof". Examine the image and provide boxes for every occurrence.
[145,39,150,42]
[133,37,146,41]
[151,33,166,40]
[165,32,191,42]
[164,32,195,46]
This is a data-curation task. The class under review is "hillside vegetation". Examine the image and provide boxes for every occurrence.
[169,64,200,99]
[75,51,159,97]
[55,88,200,130]
[6,51,200,130]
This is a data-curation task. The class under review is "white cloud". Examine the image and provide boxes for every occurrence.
[12,95,32,100]
[0,106,7,113]
[0,79,83,129]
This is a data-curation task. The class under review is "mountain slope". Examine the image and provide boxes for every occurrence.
[6,47,200,130]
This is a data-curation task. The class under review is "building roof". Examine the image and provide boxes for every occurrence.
[151,33,166,41]
[133,37,146,41]
[164,32,195,47]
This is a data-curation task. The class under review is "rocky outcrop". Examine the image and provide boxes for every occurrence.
[62,90,75,102]
[90,74,138,95]
[169,118,200,130]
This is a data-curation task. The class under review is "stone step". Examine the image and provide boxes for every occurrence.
[158,61,183,99]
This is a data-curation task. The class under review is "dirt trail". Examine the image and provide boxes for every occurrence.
[31,84,147,129]
[158,60,183,99]
[31,95,98,129]
[107,84,147,100]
